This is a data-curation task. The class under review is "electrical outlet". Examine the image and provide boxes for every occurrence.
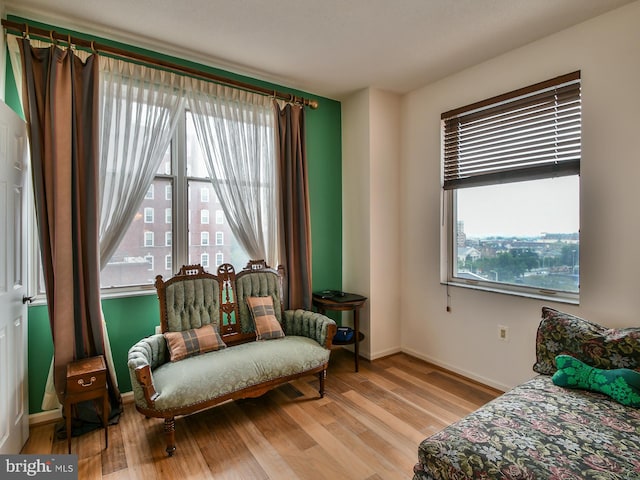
[498,325,509,342]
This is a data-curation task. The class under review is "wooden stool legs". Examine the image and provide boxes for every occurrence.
[64,356,109,453]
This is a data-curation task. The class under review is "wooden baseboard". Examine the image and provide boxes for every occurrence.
[401,346,510,392]
[29,391,135,426]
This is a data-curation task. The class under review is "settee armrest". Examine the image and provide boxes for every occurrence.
[127,334,168,409]
[282,309,337,349]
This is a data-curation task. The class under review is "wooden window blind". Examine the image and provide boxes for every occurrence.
[442,71,581,190]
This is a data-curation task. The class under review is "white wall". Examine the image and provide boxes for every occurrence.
[342,88,402,360]
[342,89,371,353]
[400,1,640,391]
[369,89,402,358]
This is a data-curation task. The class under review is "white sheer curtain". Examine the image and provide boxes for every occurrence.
[99,58,185,267]
[185,79,280,267]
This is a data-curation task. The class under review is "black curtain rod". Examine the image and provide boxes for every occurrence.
[2,19,319,109]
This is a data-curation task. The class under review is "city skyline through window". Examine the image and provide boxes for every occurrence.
[454,176,579,294]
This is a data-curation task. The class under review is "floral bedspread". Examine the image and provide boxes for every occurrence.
[414,375,640,480]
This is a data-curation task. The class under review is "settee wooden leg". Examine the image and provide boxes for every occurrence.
[318,370,326,398]
[164,417,176,456]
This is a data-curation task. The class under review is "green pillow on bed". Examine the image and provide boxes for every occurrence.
[552,354,640,407]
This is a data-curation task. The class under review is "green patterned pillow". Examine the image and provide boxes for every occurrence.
[552,354,640,407]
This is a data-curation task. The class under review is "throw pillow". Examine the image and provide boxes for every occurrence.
[246,296,285,340]
[164,324,226,362]
[552,354,640,407]
[533,307,640,375]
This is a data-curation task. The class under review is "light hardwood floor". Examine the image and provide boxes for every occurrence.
[22,349,501,480]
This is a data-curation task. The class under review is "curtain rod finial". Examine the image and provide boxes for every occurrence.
[308,99,319,110]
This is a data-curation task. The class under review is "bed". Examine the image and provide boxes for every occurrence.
[413,307,640,480]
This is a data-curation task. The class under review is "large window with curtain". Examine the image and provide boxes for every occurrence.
[13,42,280,293]
[11,32,309,307]
[442,72,581,302]
[12,26,312,419]
[100,110,256,289]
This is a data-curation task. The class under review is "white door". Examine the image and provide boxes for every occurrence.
[0,101,29,454]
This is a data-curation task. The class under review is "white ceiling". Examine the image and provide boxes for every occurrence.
[5,0,635,100]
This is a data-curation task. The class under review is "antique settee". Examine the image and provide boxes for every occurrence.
[127,261,337,456]
[413,307,640,479]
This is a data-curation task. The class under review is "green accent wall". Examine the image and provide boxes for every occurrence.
[27,295,160,414]
[9,16,342,414]
[4,46,22,119]
[307,99,343,291]
[26,306,53,415]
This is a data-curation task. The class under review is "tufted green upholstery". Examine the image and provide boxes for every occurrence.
[235,270,282,333]
[135,336,329,412]
[127,261,337,456]
[282,309,334,347]
[163,277,220,332]
[127,308,336,409]
[127,334,168,408]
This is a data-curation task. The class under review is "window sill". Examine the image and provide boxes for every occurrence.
[443,280,579,305]
[99,286,158,300]
[27,286,158,307]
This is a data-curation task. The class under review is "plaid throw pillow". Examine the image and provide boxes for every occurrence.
[247,296,285,340]
[164,324,226,362]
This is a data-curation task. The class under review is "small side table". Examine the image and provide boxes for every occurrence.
[64,355,109,454]
[312,292,367,372]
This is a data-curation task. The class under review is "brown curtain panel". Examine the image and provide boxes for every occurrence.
[274,102,312,309]
[18,39,122,426]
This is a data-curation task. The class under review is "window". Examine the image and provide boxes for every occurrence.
[145,255,154,271]
[215,231,224,246]
[145,184,154,199]
[144,207,154,223]
[185,111,256,271]
[442,72,581,301]
[100,98,272,289]
[201,231,209,246]
[144,231,154,247]
[100,170,171,288]
[201,253,209,268]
